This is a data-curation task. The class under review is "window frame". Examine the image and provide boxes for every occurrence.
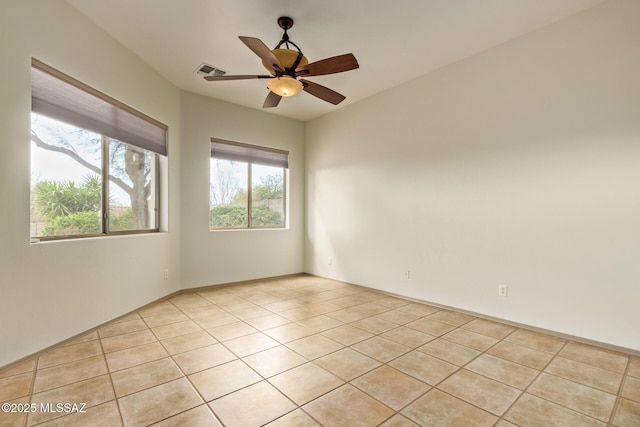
[30,59,166,241]
[209,138,289,230]
[103,136,161,236]
[249,162,287,229]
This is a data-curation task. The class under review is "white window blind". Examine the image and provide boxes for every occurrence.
[31,58,167,156]
[210,138,289,168]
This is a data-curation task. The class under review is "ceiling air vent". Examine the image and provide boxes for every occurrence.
[194,62,227,77]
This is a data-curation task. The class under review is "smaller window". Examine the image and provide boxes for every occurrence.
[210,138,288,229]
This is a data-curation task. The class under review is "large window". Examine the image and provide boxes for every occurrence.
[30,59,166,240]
[210,138,288,229]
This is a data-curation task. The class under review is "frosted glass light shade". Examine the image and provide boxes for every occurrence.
[267,76,303,97]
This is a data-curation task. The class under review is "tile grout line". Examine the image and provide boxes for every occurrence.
[209,287,395,426]
[168,290,350,426]
[201,287,343,427]
[606,354,631,427]
[27,340,115,426]
[324,315,485,424]
[538,368,624,422]
[396,321,507,424]
[26,356,37,427]
[96,329,125,427]
[27,338,110,426]
[104,304,196,426]
[412,325,553,424]
[490,332,563,426]
[150,300,228,427]
[506,340,615,426]
[450,324,523,425]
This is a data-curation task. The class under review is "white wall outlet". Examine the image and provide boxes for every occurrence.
[164,269,169,280]
[405,270,411,279]
[328,257,333,266]
[498,284,508,297]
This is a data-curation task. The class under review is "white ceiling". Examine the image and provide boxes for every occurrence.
[65,0,605,122]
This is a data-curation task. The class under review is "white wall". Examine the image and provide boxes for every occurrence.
[180,92,305,288]
[0,0,182,367]
[305,0,640,351]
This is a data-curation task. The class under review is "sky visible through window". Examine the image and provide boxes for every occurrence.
[31,113,128,205]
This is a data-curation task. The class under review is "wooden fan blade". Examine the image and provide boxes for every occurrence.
[263,91,282,108]
[204,75,271,81]
[296,53,359,77]
[239,36,284,73]
[300,79,346,105]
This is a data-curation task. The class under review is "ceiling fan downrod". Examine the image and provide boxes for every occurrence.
[274,16,304,71]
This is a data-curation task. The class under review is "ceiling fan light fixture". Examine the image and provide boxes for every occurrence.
[267,76,303,97]
[204,16,358,108]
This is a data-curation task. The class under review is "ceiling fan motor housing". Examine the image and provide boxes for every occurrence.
[262,49,308,74]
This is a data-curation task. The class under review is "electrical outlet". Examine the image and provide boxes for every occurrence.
[498,284,508,297]
[405,270,411,279]
[328,257,333,266]
[164,269,169,280]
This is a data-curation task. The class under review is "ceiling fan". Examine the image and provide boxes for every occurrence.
[204,16,359,108]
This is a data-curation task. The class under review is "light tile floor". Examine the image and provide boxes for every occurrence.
[1,275,639,426]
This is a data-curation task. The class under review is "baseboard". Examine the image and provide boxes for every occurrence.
[0,273,307,373]
[181,272,309,292]
[2,271,637,373]
[307,273,640,358]
[0,289,182,374]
